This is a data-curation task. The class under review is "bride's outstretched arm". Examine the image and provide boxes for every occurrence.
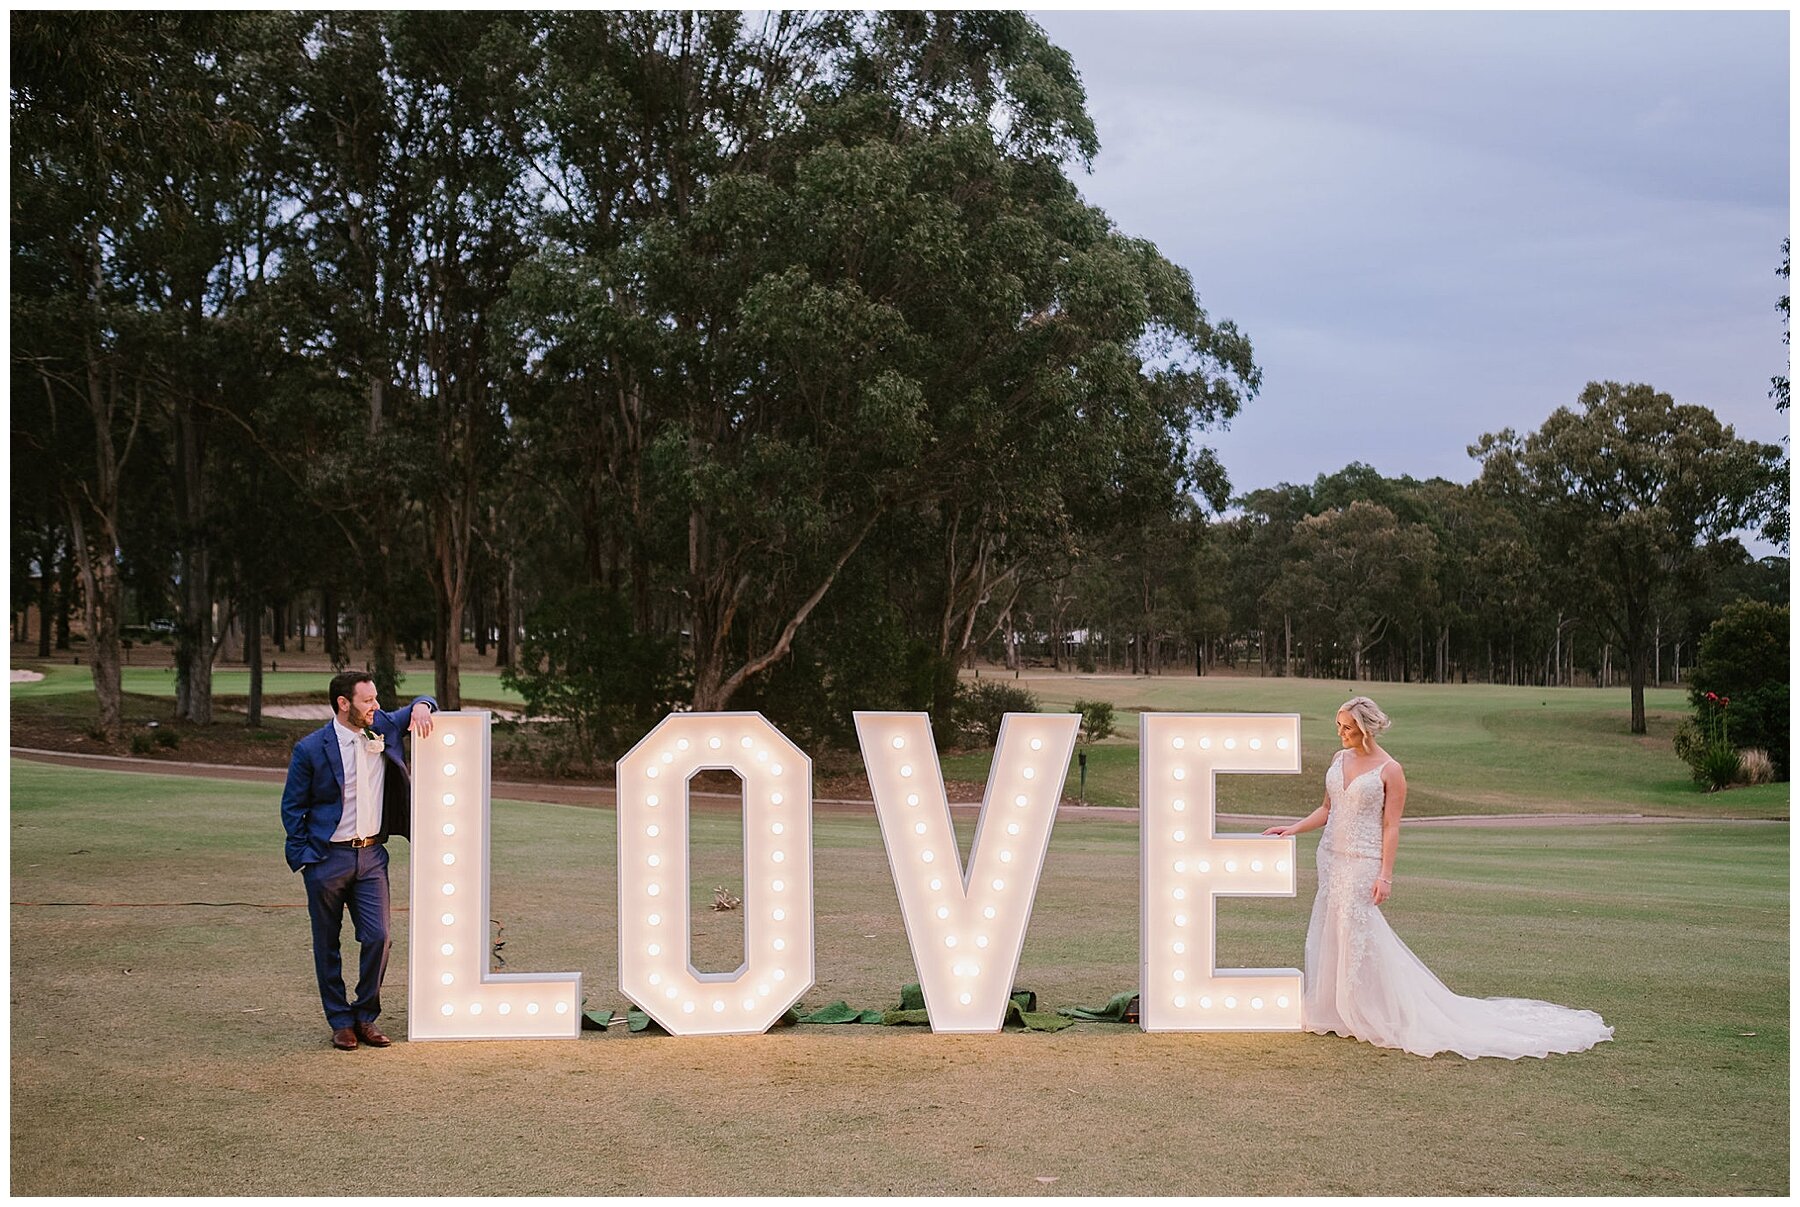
[1262,793,1329,837]
[1373,762,1408,904]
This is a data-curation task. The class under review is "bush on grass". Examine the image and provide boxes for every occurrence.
[1072,698,1115,742]
[953,679,1038,746]
[1688,600,1788,780]
[1736,748,1775,786]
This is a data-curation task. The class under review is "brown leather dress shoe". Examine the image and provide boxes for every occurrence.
[353,1020,392,1047]
[332,1026,358,1050]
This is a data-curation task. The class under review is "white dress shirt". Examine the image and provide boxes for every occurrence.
[328,718,387,842]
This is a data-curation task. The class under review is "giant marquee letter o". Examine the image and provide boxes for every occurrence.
[616,712,815,1036]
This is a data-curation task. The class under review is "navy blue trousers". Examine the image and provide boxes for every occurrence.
[302,843,392,1030]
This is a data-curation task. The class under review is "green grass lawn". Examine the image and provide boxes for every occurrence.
[10,759,1786,1194]
[939,674,1789,818]
[10,662,525,706]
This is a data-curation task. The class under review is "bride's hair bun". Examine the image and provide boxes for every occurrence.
[1338,696,1391,737]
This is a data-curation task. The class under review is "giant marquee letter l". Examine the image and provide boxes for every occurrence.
[1139,712,1303,1032]
[409,711,583,1040]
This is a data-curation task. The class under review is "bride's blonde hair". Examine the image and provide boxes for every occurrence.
[1337,696,1391,740]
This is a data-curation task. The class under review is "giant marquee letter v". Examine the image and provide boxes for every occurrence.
[855,711,1079,1033]
[409,711,582,1040]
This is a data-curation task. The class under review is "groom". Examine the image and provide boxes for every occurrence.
[281,671,436,1050]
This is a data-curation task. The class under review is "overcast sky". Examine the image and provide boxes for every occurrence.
[1031,9,1790,529]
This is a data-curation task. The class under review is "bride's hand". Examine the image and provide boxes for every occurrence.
[1261,824,1293,837]
[1371,877,1392,905]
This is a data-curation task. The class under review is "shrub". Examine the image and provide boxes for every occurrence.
[1694,742,1740,793]
[1736,748,1775,786]
[129,733,154,756]
[1672,718,1706,768]
[1690,601,1788,780]
[152,728,179,749]
[952,679,1038,747]
[1072,698,1115,742]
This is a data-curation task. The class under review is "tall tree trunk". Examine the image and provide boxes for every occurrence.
[56,550,74,650]
[64,497,124,741]
[171,394,213,724]
[322,584,339,664]
[246,593,264,727]
[37,535,54,658]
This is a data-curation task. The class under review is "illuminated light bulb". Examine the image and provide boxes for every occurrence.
[709,737,722,749]
[773,938,786,951]
[944,935,957,948]
[1172,941,1185,954]
[554,1002,569,1015]
[1277,736,1290,750]
[1173,830,1185,842]
[682,1002,695,1014]
[440,943,454,956]
[741,736,754,749]
[1251,860,1264,872]
[442,733,457,747]
[757,983,770,996]
[676,738,689,751]
[1174,914,1188,927]
[1251,997,1265,1010]
[443,763,457,776]
[441,913,454,925]
[975,935,989,948]
[665,987,678,1000]
[899,764,913,778]
[442,883,455,896]
[1007,823,1020,835]
[1223,996,1237,1009]
[936,906,949,919]
[1030,737,1043,751]
[1172,768,1185,781]
[1174,995,1186,1008]
[1225,859,1238,872]
[1000,851,1012,863]
[1175,860,1186,873]
[892,736,906,749]
[443,824,455,836]
[649,974,662,986]
[1197,860,1211,873]
[1198,737,1212,750]
[713,1000,726,1013]
[1173,970,1185,982]
[743,998,756,1011]
[443,853,456,865]
[771,763,783,775]
[442,793,456,806]
[1172,737,1185,749]
[469,1003,482,1015]
[1173,799,1186,812]
[1277,995,1291,1008]
[960,993,972,1005]
[441,1004,454,1016]
[756,750,769,763]
[772,908,785,921]
[906,793,919,807]
[646,824,659,837]
[1249,738,1262,750]
[772,879,784,892]
[648,913,661,926]
[645,766,659,779]
[922,850,935,863]
[646,883,660,896]
[771,850,785,863]
[527,1003,540,1015]
[441,973,454,985]
[1276,859,1290,873]
[498,1003,511,1015]
[1173,888,1186,900]
[1021,766,1036,780]
[914,822,927,835]
[770,791,784,806]
[773,970,786,982]
[646,794,659,807]
[1014,794,1027,807]
[982,906,995,919]
[1224,738,1237,751]
[991,879,1005,891]
[1199,996,1212,1009]
[659,751,673,765]
[772,822,785,835]
[930,878,944,891]
[647,944,661,957]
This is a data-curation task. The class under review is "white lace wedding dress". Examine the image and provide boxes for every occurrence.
[1302,748,1614,1059]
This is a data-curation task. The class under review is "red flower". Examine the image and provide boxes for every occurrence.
[1705,691,1719,701]
[1721,696,1731,706]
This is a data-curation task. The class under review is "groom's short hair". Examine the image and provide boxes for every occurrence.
[328,671,375,713]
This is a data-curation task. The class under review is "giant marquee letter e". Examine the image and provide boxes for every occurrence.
[617,713,815,1036]
[1139,712,1302,1032]
[409,711,583,1040]
[856,710,1079,1033]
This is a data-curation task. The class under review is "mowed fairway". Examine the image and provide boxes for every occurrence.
[10,759,1786,1195]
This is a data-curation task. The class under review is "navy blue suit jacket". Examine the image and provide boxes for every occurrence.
[281,696,436,872]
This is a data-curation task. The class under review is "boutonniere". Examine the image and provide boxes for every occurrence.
[363,728,386,754]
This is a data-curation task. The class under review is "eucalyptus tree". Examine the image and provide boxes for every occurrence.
[1473,381,1787,733]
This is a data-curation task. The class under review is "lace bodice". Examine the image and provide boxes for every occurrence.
[1322,749,1389,859]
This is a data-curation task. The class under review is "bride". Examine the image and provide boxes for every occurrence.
[1262,695,1613,1059]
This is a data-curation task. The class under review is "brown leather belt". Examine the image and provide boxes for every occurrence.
[333,836,385,849]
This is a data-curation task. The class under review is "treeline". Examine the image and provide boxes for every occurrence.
[12,12,1786,754]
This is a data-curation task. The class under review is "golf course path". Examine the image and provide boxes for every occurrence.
[13,746,1778,827]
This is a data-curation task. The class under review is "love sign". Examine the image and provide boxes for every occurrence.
[407,709,1304,1041]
